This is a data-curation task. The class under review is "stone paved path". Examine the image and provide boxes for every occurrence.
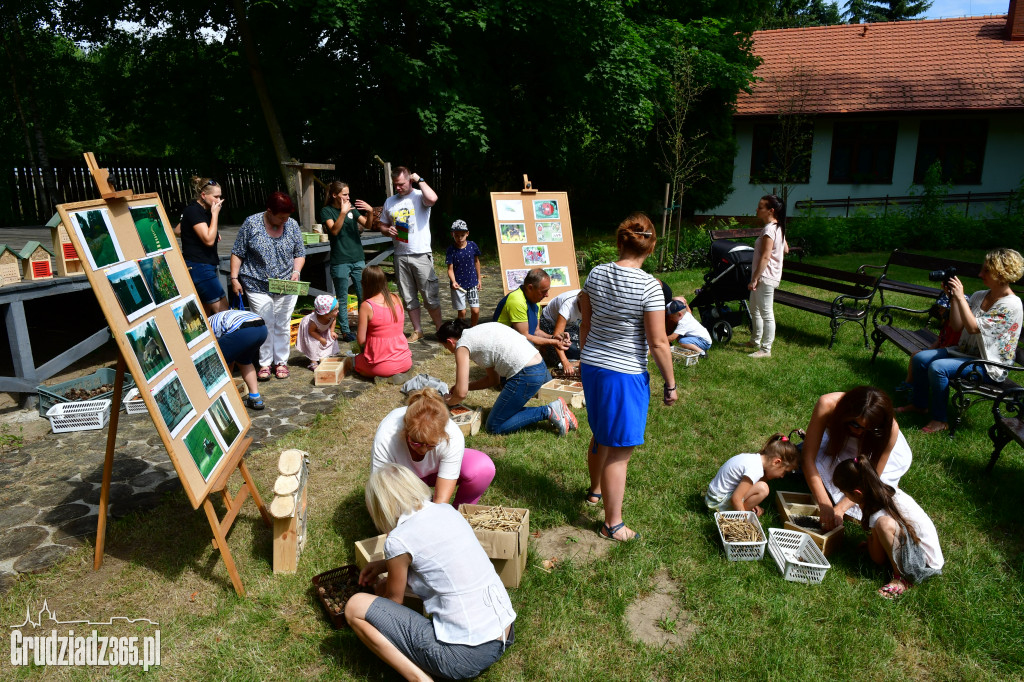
[0,261,505,591]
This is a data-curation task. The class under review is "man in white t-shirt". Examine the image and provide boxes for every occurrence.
[379,166,442,342]
[666,296,712,355]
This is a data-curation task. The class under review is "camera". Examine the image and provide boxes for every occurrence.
[928,266,958,283]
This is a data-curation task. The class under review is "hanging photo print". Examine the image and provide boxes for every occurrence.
[535,222,563,242]
[125,317,172,382]
[172,295,211,349]
[544,266,571,287]
[129,205,172,255]
[68,208,125,270]
[523,245,550,266]
[532,200,559,220]
[152,370,197,439]
[105,261,155,322]
[505,269,530,290]
[138,254,181,305]
[207,393,242,451]
[191,343,229,396]
[499,223,527,244]
[184,415,225,481]
[495,200,525,221]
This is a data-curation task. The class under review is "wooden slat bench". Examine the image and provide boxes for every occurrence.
[869,302,941,363]
[857,250,982,307]
[987,387,1024,472]
[774,261,881,349]
[706,227,804,260]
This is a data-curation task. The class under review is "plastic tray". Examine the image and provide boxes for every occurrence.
[311,565,371,629]
[45,400,111,433]
[268,278,311,296]
[122,387,148,414]
[714,511,767,561]
[672,347,701,366]
[36,367,135,417]
[768,527,831,584]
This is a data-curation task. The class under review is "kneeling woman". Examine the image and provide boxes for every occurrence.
[346,463,516,681]
[437,320,577,436]
[372,388,494,508]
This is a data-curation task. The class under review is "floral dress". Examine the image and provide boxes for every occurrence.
[952,290,1023,382]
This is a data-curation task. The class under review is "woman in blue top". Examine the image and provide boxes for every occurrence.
[229,192,305,380]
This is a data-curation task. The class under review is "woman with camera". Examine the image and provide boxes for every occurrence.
[897,248,1024,434]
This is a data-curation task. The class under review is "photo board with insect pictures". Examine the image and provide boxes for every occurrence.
[490,182,580,304]
[56,194,251,510]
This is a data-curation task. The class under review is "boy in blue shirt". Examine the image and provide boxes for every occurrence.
[445,220,483,325]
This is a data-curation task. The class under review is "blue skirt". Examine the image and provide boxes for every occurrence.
[581,363,650,447]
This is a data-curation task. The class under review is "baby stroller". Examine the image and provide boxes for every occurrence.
[689,239,754,344]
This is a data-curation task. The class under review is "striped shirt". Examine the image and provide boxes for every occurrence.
[581,263,664,374]
[209,310,264,338]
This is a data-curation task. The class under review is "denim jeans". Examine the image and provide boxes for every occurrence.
[911,347,987,422]
[330,260,364,333]
[485,362,551,435]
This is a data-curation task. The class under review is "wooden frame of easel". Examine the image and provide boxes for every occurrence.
[69,152,270,596]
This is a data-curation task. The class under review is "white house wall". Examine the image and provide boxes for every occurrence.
[708,112,1024,220]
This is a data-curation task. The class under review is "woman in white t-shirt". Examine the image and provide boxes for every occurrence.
[897,248,1024,434]
[372,388,494,508]
[347,463,516,680]
[579,213,677,542]
[746,194,789,358]
[436,320,578,436]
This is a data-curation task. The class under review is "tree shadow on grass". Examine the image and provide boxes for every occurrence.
[488,459,582,527]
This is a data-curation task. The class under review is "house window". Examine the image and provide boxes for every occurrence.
[749,121,813,184]
[913,119,987,185]
[828,121,898,184]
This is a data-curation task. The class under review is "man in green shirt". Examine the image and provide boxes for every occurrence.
[495,268,570,352]
[321,181,372,341]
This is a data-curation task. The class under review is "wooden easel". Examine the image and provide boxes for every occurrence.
[76,154,271,597]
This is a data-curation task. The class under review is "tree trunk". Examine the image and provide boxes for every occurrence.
[673,184,684,263]
[231,0,295,197]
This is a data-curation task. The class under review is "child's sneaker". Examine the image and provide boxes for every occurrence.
[548,398,578,436]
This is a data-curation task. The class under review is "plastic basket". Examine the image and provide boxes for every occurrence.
[45,400,111,433]
[714,511,767,561]
[36,367,135,417]
[767,527,831,584]
[311,565,372,629]
[302,232,321,245]
[672,347,701,366]
[268,278,310,296]
[122,387,148,414]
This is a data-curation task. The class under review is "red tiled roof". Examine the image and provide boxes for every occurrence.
[736,16,1024,115]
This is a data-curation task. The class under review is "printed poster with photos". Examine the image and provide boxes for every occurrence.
[56,193,250,509]
[490,190,580,304]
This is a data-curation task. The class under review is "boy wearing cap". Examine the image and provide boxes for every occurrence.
[666,295,712,356]
[445,220,483,325]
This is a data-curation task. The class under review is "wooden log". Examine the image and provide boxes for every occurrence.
[278,449,304,476]
[274,474,299,496]
[270,494,295,519]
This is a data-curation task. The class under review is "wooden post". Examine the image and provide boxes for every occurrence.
[93,353,126,570]
[658,183,670,271]
[375,155,393,197]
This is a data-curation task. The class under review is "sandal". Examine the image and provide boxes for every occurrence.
[878,576,911,600]
[307,361,319,371]
[244,394,265,410]
[257,366,272,381]
[599,521,641,542]
[921,422,948,434]
[275,364,290,379]
[584,490,602,506]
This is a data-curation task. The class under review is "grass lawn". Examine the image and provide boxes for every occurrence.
[2,248,1022,680]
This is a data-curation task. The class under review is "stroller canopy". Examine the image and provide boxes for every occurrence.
[710,239,754,266]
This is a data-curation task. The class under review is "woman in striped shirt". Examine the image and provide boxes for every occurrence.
[578,213,677,541]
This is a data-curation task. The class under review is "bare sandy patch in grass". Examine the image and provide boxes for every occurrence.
[532,523,612,567]
[624,569,698,649]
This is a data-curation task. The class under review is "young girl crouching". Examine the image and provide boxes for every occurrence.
[296,295,340,370]
[832,458,943,599]
[705,433,798,516]
[346,464,516,681]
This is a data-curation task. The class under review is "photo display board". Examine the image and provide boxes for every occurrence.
[490,191,580,303]
[56,194,250,509]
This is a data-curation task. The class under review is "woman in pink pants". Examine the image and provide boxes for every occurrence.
[371,388,494,507]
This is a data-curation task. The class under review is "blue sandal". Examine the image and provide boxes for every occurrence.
[584,490,602,506]
[599,521,641,542]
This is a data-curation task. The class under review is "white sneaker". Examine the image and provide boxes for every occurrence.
[748,349,772,358]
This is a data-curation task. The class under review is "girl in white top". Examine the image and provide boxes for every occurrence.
[746,194,789,358]
[436,320,578,436]
[833,457,943,600]
[347,464,516,680]
[801,387,913,530]
[705,433,799,515]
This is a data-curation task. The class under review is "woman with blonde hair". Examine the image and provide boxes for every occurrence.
[898,248,1024,433]
[346,463,516,681]
[579,212,676,541]
[180,176,228,314]
[371,388,494,507]
[351,265,413,378]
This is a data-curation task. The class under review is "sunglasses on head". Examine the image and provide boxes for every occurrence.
[206,179,219,187]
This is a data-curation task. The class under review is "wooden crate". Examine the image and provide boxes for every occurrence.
[314,359,346,385]
[449,404,482,436]
[460,504,530,588]
[537,378,585,409]
[775,490,844,557]
[352,534,425,613]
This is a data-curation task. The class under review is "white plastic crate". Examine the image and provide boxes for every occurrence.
[714,511,767,561]
[45,400,111,433]
[768,527,831,584]
[122,388,148,414]
[672,347,700,366]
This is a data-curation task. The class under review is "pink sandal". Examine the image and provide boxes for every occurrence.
[257,366,272,381]
[275,364,290,379]
[878,576,911,600]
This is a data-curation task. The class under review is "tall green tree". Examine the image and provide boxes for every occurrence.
[844,0,931,22]
[759,0,843,29]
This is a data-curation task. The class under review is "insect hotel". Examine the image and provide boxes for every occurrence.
[51,224,84,276]
[0,245,21,286]
[20,241,53,281]
[270,449,309,574]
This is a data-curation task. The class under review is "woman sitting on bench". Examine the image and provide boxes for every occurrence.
[897,248,1024,434]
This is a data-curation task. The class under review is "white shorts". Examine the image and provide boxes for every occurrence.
[704,489,736,511]
[451,286,480,311]
[395,253,440,311]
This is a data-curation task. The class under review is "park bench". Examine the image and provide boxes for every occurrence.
[869,300,941,364]
[857,250,982,307]
[705,226,804,260]
[773,261,881,349]
[987,387,1024,472]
